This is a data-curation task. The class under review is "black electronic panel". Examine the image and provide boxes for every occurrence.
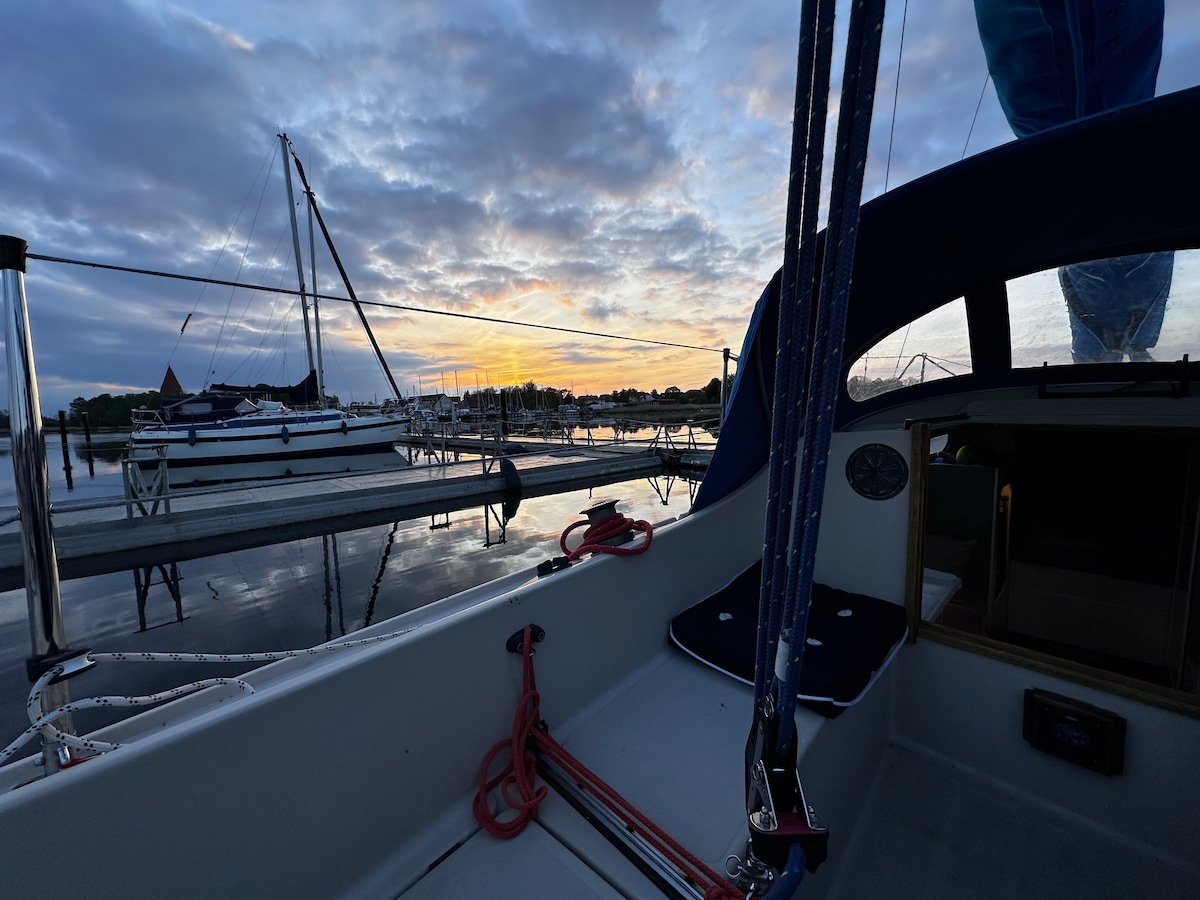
[1023,688,1126,775]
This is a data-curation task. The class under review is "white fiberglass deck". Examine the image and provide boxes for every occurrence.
[823,743,1200,900]
[401,639,1200,900]
[402,650,757,899]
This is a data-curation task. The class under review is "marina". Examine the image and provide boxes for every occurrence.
[0,438,706,591]
[0,431,702,763]
[3,2,1200,898]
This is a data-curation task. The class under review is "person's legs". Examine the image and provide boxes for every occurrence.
[1060,252,1173,362]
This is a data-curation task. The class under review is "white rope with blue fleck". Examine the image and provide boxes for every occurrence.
[0,625,419,765]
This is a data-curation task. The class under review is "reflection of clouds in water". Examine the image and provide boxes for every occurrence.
[0,475,694,755]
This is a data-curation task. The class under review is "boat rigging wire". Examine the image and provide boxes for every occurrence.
[962,72,992,159]
[205,145,279,390]
[165,141,278,373]
[285,138,403,401]
[25,253,722,354]
[882,0,909,192]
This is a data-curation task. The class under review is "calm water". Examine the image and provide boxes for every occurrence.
[0,430,701,759]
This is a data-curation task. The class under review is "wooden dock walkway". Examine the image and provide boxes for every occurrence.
[0,447,708,591]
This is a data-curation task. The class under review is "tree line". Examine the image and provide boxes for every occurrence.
[0,374,732,433]
[462,378,727,410]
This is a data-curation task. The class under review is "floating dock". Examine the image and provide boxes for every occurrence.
[0,447,708,591]
[395,427,715,467]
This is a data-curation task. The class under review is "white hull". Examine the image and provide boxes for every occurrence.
[129,410,409,469]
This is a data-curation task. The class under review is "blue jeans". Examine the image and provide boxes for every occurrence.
[1059,252,1173,362]
[975,1,1170,362]
[974,0,1165,139]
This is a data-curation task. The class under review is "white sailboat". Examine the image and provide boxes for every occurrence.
[127,135,408,480]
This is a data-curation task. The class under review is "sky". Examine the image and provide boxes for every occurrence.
[2,0,1199,414]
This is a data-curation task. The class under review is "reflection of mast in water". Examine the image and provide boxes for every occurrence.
[362,522,400,629]
[322,533,345,641]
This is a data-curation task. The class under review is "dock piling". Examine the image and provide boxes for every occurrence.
[58,410,73,490]
[81,411,94,476]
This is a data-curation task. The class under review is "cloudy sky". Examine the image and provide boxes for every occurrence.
[3,0,1199,414]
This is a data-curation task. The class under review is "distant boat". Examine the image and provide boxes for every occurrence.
[128,136,408,479]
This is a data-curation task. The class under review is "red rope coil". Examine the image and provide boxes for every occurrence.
[473,627,741,899]
[559,512,653,561]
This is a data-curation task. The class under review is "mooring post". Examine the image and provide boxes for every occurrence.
[1,235,84,770]
[81,410,95,476]
[57,409,73,490]
[719,347,731,428]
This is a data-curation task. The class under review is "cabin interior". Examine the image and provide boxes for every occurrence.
[798,418,1200,899]
[924,422,1200,695]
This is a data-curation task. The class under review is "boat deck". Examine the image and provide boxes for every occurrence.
[824,743,1200,900]
[398,640,1200,900]
[399,650,761,899]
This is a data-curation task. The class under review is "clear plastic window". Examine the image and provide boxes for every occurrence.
[1008,249,1197,367]
[847,298,971,401]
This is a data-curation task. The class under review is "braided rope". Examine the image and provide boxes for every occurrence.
[1,624,420,766]
[756,0,837,713]
[474,627,741,899]
[559,512,653,561]
[776,0,887,750]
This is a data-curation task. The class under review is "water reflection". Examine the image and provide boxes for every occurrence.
[0,470,696,760]
[149,450,408,489]
[133,562,183,631]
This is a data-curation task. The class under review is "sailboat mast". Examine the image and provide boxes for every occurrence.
[286,147,404,403]
[278,133,318,386]
[307,194,328,406]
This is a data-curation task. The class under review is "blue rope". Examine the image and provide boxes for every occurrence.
[754,0,837,712]
[776,0,888,752]
[763,843,807,899]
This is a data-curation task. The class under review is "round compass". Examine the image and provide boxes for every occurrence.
[845,443,908,500]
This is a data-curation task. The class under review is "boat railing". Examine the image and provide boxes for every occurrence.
[130,408,167,430]
[409,415,721,449]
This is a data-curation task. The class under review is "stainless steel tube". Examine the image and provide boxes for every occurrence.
[0,235,67,665]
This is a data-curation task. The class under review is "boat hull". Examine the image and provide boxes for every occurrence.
[128,411,409,469]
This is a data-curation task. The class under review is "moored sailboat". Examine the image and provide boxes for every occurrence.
[127,134,408,481]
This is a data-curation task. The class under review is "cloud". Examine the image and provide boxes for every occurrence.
[582,299,626,321]
[1,0,1197,414]
[524,0,675,51]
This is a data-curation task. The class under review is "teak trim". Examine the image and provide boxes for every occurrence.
[919,621,1200,719]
